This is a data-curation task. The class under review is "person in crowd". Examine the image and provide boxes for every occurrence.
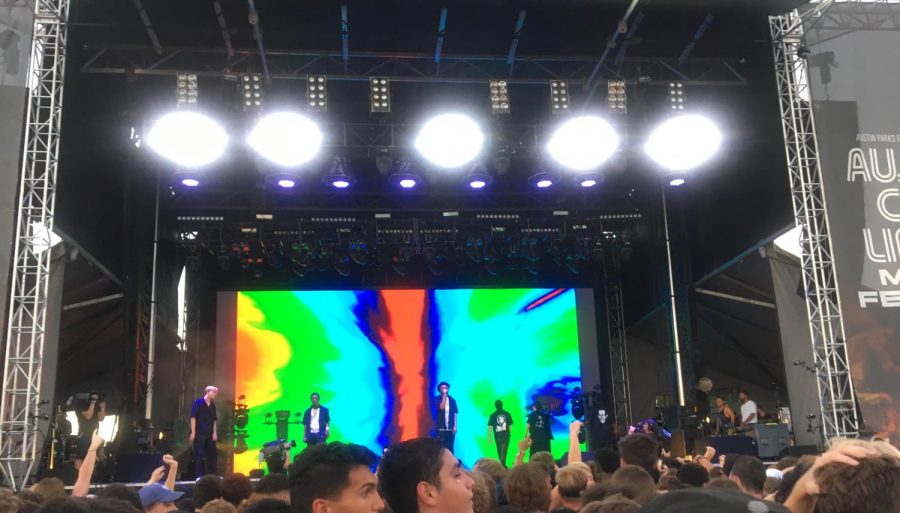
[528,452,557,483]
[525,403,552,456]
[292,442,384,513]
[605,466,656,506]
[675,463,708,488]
[638,488,790,513]
[656,475,682,492]
[244,499,293,513]
[378,437,472,513]
[434,383,459,453]
[0,488,21,513]
[550,464,589,513]
[199,500,235,513]
[193,475,224,513]
[301,393,331,447]
[504,463,550,513]
[704,478,741,491]
[728,456,765,498]
[31,478,65,504]
[16,490,42,513]
[190,386,219,477]
[616,434,659,483]
[74,392,105,470]
[738,390,758,429]
[251,473,290,504]
[72,429,104,497]
[578,495,639,513]
[465,470,496,513]
[471,459,507,506]
[222,474,253,507]
[147,454,180,492]
[139,484,184,513]
[487,400,514,467]
[774,456,798,471]
[593,448,621,481]
[763,476,781,497]
[96,483,142,510]
[707,467,725,480]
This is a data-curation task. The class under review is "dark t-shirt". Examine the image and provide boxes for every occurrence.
[191,398,217,437]
[76,403,100,437]
[488,410,513,435]
[527,411,553,441]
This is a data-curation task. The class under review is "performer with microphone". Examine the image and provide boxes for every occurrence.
[74,392,105,470]
[434,382,458,452]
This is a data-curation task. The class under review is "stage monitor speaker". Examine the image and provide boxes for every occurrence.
[753,423,790,459]
[706,435,758,457]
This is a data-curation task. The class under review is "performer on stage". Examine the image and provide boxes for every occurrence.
[738,390,758,429]
[74,391,105,470]
[190,386,219,477]
[589,408,616,450]
[526,402,552,456]
[715,395,737,434]
[302,392,330,446]
[434,382,458,452]
[487,400,513,467]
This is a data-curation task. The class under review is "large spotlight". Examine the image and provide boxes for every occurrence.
[547,116,619,171]
[248,112,323,167]
[645,114,722,171]
[322,158,355,189]
[464,164,492,189]
[146,111,228,168]
[528,172,555,189]
[414,113,484,169]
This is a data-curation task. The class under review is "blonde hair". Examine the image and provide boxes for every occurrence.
[200,499,237,513]
[556,465,589,499]
[205,386,219,394]
[828,437,900,458]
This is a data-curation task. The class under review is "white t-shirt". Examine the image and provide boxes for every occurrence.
[310,408,320,433]
[741,400,758,424]
[444,401,450,427]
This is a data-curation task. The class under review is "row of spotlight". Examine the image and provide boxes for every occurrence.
[145,110,721,189]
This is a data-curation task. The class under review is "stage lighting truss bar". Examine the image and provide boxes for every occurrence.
[808,1,900,32]
[604,249,632,433]
[0,0,70,490]
[78,44,748,86]
[770,11,859,441]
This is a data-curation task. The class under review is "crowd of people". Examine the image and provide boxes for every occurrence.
[6,417,899,513]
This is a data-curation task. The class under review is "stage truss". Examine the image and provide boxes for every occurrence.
[769,7,859,441]
[604,250,632,434]
[0,0,70,489]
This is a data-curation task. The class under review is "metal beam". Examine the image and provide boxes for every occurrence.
[210,0,234,60]
[583,0,642,100]
[340,5,349,72]
[78,44,748,86]
[506,10,527,75]
[695,288,776,309]
[613,12,644,73]
[62,293,124,312]
[678,14,714,66]
[434,8,448,70]
[129,0,162,55]
[246,0,270,82]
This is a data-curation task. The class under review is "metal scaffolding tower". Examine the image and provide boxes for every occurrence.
[0,0,71,489]
[769,8,859,441]
[605,250,632,433]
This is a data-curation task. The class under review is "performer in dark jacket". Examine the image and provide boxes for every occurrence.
[301,392,330,446]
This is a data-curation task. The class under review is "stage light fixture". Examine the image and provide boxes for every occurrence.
[182,177,200,187]
[547,115,619,171]
[240,74,263,111]
[276,178,296,188]
[415,113,484,168]
[464,163,493,189]
[307,75,327,112]
[370,77,391,113]
[322,157,355,189]
[489,80,510,114]
[549,80,570,114]
[248,111,323,167]
[669,177,686,187]
[529,172,554,189]
[607,80,626,114]
[176,73,198,106]
[645,114,722,171]
[577,173,601,188]
[147,111,228,168]
[667,81,686,111]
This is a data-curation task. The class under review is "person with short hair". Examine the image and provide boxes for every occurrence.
[222,473,253,507]
[252,473,290,504]
[551,465,589,513]
[191,386,220,477]
[291,442,384,513]
[139,484,184,513]
[434,383,459,453]
[301,393,330,447]
[728,455,765,498]
[616,434,659,483]
[606,466,656,506]
[199,500,235,513]
[193,475,223,512]
[675,463,708,488]
[525,403,552,456]
[96,484,142,510]
[243,499,293,513]
[465,470,496,513]
[504,463,551,513]
[488,400,514,467]
[31,478,66,504]
[378,437,473,513]
[738,390,758,428]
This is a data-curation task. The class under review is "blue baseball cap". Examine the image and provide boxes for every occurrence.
[139,484,184,508]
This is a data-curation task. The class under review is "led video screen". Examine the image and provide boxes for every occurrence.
[224,288,597,473]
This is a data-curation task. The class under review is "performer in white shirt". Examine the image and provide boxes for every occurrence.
[739,389,758,427]
[302,392,330,446]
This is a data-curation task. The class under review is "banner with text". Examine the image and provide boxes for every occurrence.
[806,5,900,442]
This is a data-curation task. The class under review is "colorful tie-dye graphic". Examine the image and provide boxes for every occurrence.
[234,288,582,473]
